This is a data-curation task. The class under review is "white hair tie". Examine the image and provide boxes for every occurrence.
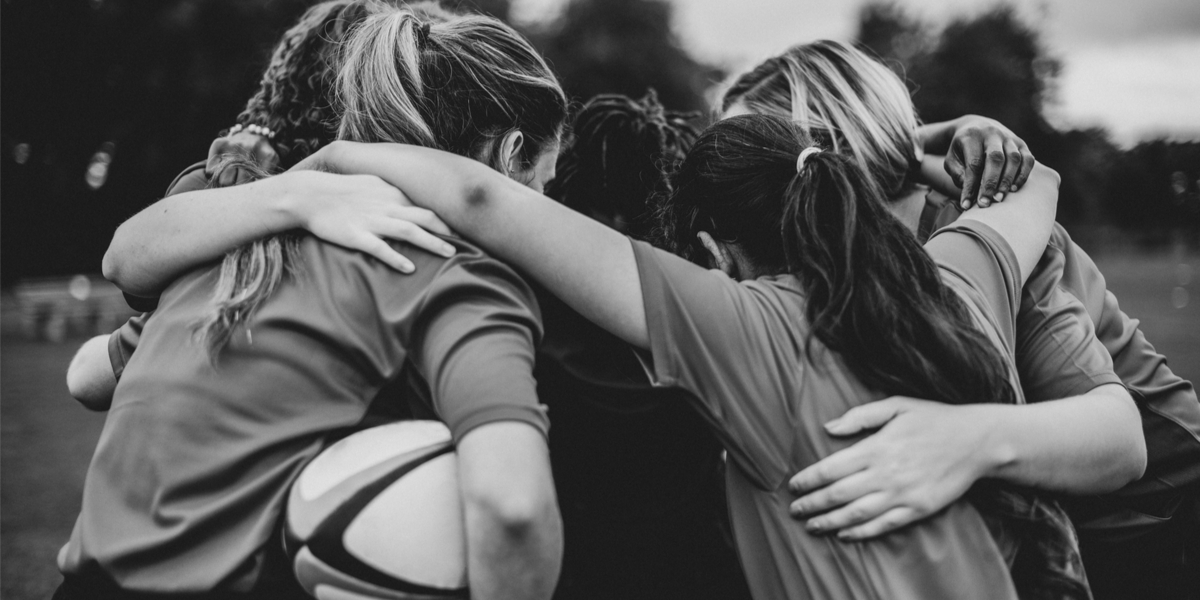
[796,147,821,173]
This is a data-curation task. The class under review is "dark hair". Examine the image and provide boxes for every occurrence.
[545,90,699,240]
[662,113,1012,406]
[659,114,1088,598]
[234,0,375,167]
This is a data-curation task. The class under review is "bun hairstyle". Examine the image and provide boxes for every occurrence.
[722,40,921,201]
[545,90,700,240]
[661,113,1088,598]
[336,5,568,173]
[198,5,568,359]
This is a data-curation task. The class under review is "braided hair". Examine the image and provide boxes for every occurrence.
[234,0,455,168]
[546,90,700,241]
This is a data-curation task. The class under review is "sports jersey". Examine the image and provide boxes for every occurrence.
[59,235,545,593]
[920,194,1200,598]
[627,219,1104,599]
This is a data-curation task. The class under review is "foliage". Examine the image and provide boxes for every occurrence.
[855,2,1199,243]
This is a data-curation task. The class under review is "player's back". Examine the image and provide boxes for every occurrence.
[59,235,542,594]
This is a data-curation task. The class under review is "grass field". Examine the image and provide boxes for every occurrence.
[1,252,1197,599]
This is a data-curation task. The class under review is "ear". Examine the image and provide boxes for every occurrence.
[697,231,736,277]
[498,130,526,176]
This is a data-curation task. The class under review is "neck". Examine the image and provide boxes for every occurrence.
[886,186,927,237]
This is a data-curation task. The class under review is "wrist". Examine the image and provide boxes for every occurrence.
[268,172,316,231]
[975,404,1020,480]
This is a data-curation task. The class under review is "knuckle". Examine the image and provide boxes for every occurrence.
[986,150,1005,164]
[1007,151,1022,163]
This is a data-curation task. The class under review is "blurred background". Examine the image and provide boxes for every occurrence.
[1,0,1197,598]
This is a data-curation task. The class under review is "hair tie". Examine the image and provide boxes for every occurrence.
[796,147,821,172]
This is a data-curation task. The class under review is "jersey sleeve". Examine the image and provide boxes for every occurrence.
[406,252,547,444]
[629,239,796,486]
[1016,241,1121,401]
[1050,229,1200,521]
[108,312,151,380]
[925,219,1024,358]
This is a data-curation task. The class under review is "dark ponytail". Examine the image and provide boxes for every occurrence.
[661,114,1088,598]
[664,114,1014,406]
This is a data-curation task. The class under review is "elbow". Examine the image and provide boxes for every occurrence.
[1100,387,1149,491]
[100,245,122,286]
[1031,163,1062,191]
[66,371,110,412]
[465,484,560,542]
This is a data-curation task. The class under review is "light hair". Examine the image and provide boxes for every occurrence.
[198,5,567,359]
[336,5,566,170]
[723,40,921,200]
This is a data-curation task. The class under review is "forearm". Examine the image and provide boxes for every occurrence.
[916,117,964,155]
[919,154,962,197]
[458,422,562,600]
[102,175,300,295]
[980,384,1147,494]
[320,142,649,347]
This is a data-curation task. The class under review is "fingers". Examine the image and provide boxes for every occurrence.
[802,491,890,534]
[357,235,416,274]
[790,469,876,519]
[995,139,1023,200]
[835,506,922,541]
[824,399,903,436]
[1013,143,1036,191]
[956,142,983,210]
[975,135,1006,208]
[376,218,456,259]
[393,206,453,237]
[789,446,869,496]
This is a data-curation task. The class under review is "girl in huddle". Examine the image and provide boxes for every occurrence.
[726,41,1175,600]
[293,111,1073,598]
[58,7,568,599]
[539,91,751,599]
[107,0,459,306]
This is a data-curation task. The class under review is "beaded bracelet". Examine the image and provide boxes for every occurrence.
[228,123,276,139]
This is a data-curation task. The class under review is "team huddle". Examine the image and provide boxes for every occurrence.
[58,1,1199,599]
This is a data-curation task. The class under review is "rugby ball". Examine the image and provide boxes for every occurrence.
[285,420,468,599]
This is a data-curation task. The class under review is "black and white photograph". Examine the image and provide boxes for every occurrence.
[2,0,1198,599]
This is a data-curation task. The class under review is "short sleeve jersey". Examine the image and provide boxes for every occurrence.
[630,222,1028,600]
[920,195,1200,529]
[59,235,546,593]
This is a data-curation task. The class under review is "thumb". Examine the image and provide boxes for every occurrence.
[825,398,904,436]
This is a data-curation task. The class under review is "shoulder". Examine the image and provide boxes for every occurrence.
[309,235,541,324]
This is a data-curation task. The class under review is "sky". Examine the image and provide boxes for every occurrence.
[514,0,1200,146]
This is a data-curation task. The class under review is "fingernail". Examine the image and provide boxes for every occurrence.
[837,531,855,541]
[960,199,970,210]
[1010,184,1019,192]
[994,192,1005,201]
[979,197,990,208]
[441,244,456,257]
[806,520,823,533]
[401,263,415,273]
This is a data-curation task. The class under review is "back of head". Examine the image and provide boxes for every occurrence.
[546,90,699,240]
[200,4,567,360]
[722,40,920,200]
[660,113,1015,408]
[336,5,568,172]
[236,0,386,167]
